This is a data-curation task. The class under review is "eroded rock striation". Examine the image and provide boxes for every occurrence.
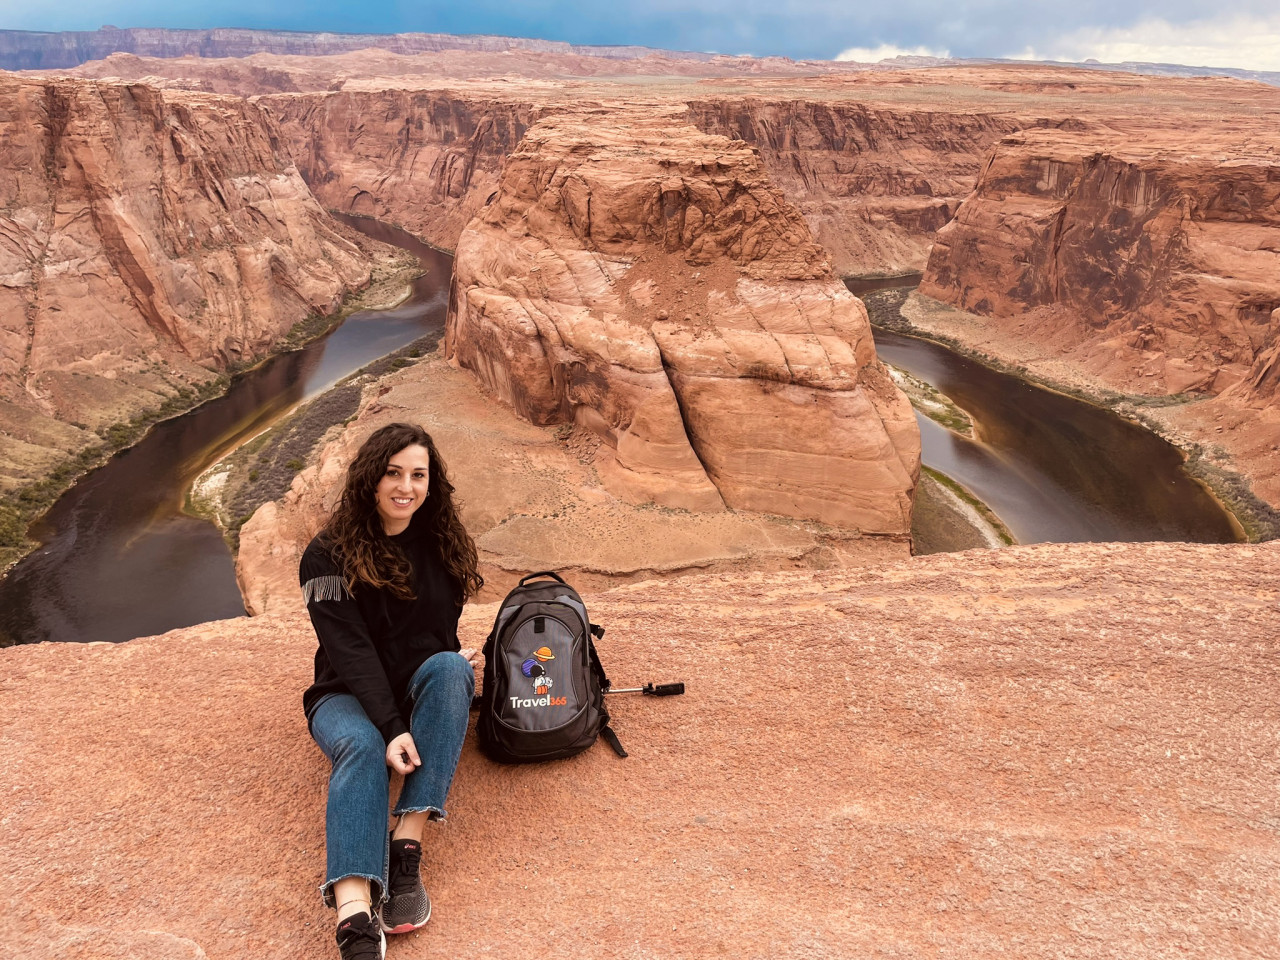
[6,541,1279,958]
[0,76,369,491]
[921,120,1280,400]
[261,89,537,254]
[445,107,919,532]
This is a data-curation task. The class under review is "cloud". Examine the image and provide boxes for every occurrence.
[1011,14,1280,72]
[834,43,950,63]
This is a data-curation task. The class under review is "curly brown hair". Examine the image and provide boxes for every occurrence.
[323,423,483,603]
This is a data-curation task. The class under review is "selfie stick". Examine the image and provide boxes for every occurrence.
[605,682,685,696]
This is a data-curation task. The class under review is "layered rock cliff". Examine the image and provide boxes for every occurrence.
[260,90,537,254]
[78,61,1202,284]
[445,107,919,532]
[0,76,369,492]
[921,122,1280,400]
[6,541,1279,959]
[684,98,1019,274]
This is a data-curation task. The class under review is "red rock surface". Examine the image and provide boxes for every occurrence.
[445,106,919,530]
[0,75,370,489]
[5,541,1279,959]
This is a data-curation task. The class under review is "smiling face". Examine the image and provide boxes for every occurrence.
[374,443,431,535]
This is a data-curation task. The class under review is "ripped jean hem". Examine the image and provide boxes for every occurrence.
[393,803,446,821]
[320,874,386,910]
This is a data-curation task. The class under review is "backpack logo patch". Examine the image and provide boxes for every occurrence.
[521,645,556,694]
[512,644,567,707]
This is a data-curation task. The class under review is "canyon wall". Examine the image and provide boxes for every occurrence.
[444,107,919,533]
[260,90,537,254]
[684,98,1019,274]
[921,124,1280,399]
[0,76,369,491]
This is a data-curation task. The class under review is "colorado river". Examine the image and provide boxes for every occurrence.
[0,218,452,646]
[850,282,1240,545]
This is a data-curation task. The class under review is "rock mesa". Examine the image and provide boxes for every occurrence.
[445,107,919,533]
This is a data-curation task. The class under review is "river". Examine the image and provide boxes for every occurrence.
[0,217,453,646]
[847,282,1239,545]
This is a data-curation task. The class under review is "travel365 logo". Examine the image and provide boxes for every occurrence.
[510,645,567,708]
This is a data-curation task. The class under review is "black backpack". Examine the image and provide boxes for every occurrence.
[477,571,626,763]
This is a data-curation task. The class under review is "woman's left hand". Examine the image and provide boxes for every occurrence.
[386,732,421,774]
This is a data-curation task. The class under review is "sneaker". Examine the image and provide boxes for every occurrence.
[335,911,385,960]
[380,837,432,934]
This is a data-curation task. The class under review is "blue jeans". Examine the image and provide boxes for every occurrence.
[309,651,474,907]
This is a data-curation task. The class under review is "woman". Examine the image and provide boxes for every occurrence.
[300,423,483,960]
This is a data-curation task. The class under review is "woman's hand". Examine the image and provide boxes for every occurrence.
[386,732,421,774]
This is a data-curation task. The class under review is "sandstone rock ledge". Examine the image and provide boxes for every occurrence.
[5,541,1279,959]
[445,106,919,534]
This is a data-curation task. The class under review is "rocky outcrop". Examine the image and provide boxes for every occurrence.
[67,51,310,96]
[921,122,1280,399]
[0,76,369,491]
[6,541,1280,959]
[260,90,537,254]
[445,107,919,532]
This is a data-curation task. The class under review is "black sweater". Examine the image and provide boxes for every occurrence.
[300,511,462,743]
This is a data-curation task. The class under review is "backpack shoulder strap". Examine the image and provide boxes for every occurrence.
[599,724,627,758]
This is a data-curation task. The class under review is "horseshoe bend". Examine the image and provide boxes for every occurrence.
[0,32,1278,959]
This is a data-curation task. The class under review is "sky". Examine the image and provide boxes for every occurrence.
[3,1,1279,73]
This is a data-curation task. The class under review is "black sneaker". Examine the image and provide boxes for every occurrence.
[336,911,385,960]
[381,837,432,934]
